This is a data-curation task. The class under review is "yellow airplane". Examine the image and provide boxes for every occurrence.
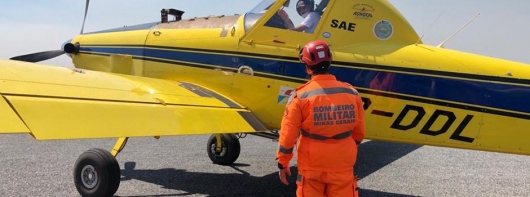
[4,0,530,196]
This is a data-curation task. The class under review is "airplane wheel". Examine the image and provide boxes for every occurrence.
[207,134,240,165]
[74,148,121,197]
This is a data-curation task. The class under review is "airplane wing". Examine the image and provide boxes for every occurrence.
[0,60,268,140]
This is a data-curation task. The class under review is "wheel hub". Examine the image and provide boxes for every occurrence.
[81,165,98,189]
[210,143,227,157]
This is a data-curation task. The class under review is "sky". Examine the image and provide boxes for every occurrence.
[1,0,529,67]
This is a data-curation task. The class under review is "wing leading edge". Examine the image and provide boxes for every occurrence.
[0,60,268,140]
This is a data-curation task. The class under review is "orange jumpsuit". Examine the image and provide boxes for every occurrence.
[277,74,365,197]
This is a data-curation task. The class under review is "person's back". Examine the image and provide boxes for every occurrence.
[277,40,365,197]
[294,76,364,172]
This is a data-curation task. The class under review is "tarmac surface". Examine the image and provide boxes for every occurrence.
[0,134,529,197]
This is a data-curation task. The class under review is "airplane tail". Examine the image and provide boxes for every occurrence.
[316,0,421,48]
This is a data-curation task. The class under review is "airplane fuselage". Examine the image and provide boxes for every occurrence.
[70,0,530,156]
[5,1,530,196]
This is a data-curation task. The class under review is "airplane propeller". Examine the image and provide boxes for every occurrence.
[9,0,88,63]
[81,0,90,34]
[10,50,66,63]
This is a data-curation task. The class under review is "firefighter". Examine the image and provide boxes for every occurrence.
[277,40,365,197]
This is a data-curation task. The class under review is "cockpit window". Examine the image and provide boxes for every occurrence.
[265,0,329,34]
[244,13,262,32]
[244,0,329,33]
[245,0,280,32]
[248,0,277,14]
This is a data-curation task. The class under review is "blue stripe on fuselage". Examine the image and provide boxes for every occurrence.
[80,46,530,114]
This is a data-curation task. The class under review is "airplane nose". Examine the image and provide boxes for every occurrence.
[61,39,73,50]
[62,39,80,54]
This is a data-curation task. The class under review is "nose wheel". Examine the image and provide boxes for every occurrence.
[207,134,241,165]
[74,148,121,197]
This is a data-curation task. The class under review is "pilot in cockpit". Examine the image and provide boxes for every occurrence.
[278,0,320,33]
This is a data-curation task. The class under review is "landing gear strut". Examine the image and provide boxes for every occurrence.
[207,134,241,165]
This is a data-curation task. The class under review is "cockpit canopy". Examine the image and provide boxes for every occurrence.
[245,0,330,33]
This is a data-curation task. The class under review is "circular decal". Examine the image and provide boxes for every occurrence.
[322,32,331,38]
[374,20,393,40]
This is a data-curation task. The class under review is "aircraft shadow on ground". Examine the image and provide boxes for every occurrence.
[118,140,422,197]
[355,140,422,179]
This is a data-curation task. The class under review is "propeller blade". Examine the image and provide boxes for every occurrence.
[80,0,90,34]
[10,50,65,63]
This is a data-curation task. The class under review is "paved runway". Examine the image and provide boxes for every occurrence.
[0,134,529,196]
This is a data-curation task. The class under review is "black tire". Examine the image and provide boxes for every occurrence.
[74,149,121,197]
[207,134,241,165]
[90,148,121,196]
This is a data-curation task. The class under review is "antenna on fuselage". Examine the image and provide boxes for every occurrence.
[80,0,90,34]
[415,10,445,46]
[437,13,481,48]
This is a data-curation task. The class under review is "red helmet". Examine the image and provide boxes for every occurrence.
[299,40,332,67]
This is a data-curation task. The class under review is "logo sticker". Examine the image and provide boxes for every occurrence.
[278,86,296,105]
[374,20,393,40]
[353,4,374,20]
[354,4,375,12]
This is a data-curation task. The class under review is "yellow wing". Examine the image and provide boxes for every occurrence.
[0,60,267,140]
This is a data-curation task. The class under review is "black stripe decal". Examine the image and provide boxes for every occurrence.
[81,52,237,72]
[357,89,530,120]
[79,52,111,57]
[178,82,241,108]
[135,55,307,83]
[179,83,214,98]
[136,56,237,72]
[372,110,394,117]
[79,48,530,120]
[79,44,530,85]
[254,73,308,84]
[82,44,300,62]
[333,61,530,85]
[238,111,268,131]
